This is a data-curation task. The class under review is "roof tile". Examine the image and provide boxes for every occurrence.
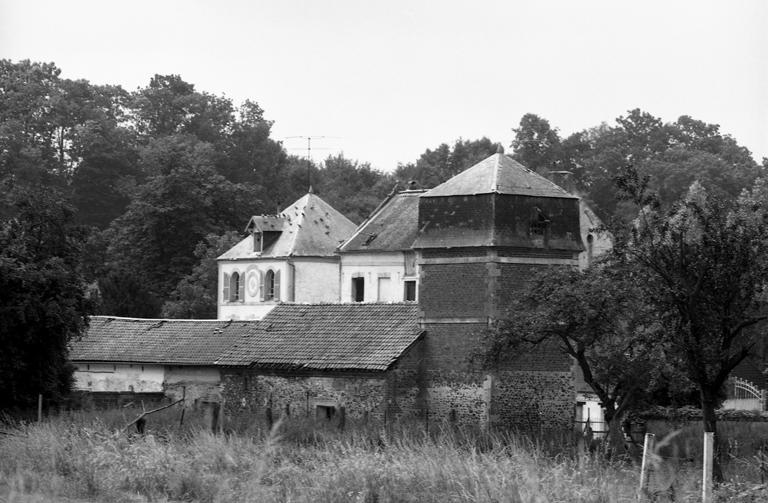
[217,303,422,371]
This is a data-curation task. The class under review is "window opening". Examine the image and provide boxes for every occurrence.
[316,405,336,421]
[230,272,241,301]
[404,280,417,301]
[529,207,551,237]
[352,277,365,302]
[265,270,275,300]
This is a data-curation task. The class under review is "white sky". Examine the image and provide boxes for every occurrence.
[1,0,766,171]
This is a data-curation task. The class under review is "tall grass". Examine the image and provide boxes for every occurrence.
[1,409,766,502]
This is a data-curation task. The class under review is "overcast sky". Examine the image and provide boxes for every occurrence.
[1,0,766,171]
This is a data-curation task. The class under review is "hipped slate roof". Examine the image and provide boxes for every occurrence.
[218,192,358,260]
[69,317,249,365]
[424,153,576,199]
[217,303,423,371]
[339,190,425,252]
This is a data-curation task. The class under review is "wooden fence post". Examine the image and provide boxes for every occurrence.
[638,433,655,498]
[37,394,43,423]
[702,432,714,503]
[178,386,186,428]
[219,397,225,434]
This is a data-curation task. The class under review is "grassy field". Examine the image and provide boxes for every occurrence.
[1,407,767,502]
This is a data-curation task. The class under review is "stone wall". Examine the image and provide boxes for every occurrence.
[491,370,575,430]
[221,370,393,421]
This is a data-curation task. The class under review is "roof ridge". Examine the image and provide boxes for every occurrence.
[89,315,243,323]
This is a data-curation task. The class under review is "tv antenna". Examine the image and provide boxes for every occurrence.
[283,136,341,191]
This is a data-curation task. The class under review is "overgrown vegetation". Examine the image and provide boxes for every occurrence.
[2,410,767,502]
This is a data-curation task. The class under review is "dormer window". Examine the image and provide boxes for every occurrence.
[246,215,287,254]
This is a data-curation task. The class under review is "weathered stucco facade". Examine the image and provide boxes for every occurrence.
[217,192,358,320]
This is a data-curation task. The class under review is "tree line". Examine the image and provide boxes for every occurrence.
[2,58,766,420]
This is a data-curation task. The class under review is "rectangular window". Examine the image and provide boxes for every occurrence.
[404,280,417,301]
[377,277,391,301]
[316,405,336,420]
[352,277,365,302]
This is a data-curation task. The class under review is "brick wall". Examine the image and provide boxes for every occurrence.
[420,263,489,318]
[417,248,576,429]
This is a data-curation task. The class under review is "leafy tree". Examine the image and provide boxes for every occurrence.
[316,154,394,223]
[69,119,140,228]
[560,110,760,219]
[103,137,262,315]
[510,113,563,173]
[0,181,91,408]
[0,60,66,180]
[130,74,234,145]
[484,263,666,453]
[162,231,243,319]
[614,171,768,478]
[96,267,162,318]
[0,60,134,186]
[395,137,499,188]
[218,100,287,188]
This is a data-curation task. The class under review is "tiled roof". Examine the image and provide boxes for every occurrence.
[217,303,423,371]
[218,192,358,260]
[339,190,425,252]
[424,153,576,199]
[70,317,249,365]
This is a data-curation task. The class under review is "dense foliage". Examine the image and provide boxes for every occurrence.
[0,182,92,408]
[510,110,762,221]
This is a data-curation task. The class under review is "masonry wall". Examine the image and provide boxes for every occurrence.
[420,263,489,318]
[416,248,576,430]
[221,370,393,421]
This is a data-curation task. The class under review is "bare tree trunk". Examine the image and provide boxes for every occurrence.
[601,408,626,458]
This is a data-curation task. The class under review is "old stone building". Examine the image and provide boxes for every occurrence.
[217,303,423,420]
[73,152,611,429]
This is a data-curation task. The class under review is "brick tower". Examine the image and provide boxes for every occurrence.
[412,152,583,428]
